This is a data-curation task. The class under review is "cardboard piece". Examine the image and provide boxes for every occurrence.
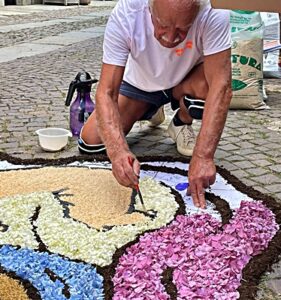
[211,0,281,13]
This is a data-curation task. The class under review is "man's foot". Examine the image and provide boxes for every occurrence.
[167,119,195,156]
[149,106,165,127]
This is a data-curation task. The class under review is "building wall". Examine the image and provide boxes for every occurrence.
[16,0,31,4]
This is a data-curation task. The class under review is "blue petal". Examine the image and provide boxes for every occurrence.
[175,182,189,191]
[0,246,104,300]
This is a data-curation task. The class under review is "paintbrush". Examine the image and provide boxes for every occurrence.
[128,157,148,213]
[135,182,148,213]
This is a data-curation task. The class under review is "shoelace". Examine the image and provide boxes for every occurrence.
[177,125,195,144]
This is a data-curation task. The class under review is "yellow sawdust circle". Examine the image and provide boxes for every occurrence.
[0,274,29,300]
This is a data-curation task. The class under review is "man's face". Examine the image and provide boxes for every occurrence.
[150,0,199,48]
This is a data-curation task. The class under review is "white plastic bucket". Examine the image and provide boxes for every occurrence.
[36,128,72,152]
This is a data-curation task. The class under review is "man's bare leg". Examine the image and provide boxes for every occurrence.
[81,94,151,145]
[167,63,210,156]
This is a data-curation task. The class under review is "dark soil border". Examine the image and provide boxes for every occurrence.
[0,152,280,299]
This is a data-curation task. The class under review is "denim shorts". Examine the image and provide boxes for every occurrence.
[119,81,177,120]
[78,81,179,154]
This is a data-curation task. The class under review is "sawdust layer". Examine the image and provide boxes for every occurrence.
[0,167,145,229]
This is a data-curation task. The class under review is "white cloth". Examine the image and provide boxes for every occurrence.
[103,0,231,92]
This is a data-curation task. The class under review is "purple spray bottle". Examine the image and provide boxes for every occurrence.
[65,71,98,137]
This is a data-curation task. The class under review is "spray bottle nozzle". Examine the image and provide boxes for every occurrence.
[65,72,98,107]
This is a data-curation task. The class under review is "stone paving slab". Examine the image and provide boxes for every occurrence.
[0,42,62,62]
[0,19,108,48]
[0,18,82,32]
[0,10,110,33]
[0,5,108,62]
[0,10,109,48]
[0,1,115,25]
[0,4,76,15]
[80,26,105,33]
[35,26,105,44]
[0,3,280,298]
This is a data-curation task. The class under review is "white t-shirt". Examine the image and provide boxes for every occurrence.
[103,0,231,92]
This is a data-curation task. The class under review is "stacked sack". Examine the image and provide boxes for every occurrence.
[230,10,268,109]
[261,13,281,75]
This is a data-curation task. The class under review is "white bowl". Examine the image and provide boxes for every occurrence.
[36,128,72,152]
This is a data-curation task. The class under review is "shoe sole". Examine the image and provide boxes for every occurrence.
[176,145,194,157]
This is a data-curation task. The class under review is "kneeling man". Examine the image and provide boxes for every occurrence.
[79,0,232,209]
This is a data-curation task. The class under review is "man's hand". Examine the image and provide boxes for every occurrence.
[187,155,216,209]
[109,149,140,189]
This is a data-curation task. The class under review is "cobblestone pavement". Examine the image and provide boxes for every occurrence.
[0,3,108,26]
[0,3,280,299]
[0,15,108,47]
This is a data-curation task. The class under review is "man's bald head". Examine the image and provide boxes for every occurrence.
[149,0,208,11]
[149,0,205,48]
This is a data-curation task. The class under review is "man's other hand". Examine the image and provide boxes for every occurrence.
[187,155,216,209]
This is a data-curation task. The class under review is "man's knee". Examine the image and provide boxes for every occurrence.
[78,133,106,154]
[78,115,106,154]
[191,78,208,100]
[187,63,209,99]
[180,63,209,100]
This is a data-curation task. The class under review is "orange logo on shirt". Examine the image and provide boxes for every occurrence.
[185,41,193,49]
[174,40,193,56]
[175,48,185,56]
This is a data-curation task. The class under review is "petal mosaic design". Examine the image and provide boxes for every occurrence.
[113,201,278,299]
[0,177,178,266]
[0,156,280,300]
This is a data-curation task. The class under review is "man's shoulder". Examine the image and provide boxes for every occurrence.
[193,4,229,30]
[116,0,148,14]
[199,4,229,21]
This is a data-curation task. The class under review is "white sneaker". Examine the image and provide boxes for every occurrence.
[167,120,196,156]
[149,106,165,127]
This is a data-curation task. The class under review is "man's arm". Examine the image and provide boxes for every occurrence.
[95,63,140,188]
[188,48,232,208]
